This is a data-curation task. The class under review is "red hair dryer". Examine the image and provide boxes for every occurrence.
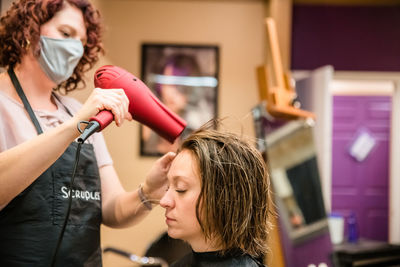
[78,65,186,143]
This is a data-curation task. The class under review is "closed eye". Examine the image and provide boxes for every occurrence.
[61,31,71,38]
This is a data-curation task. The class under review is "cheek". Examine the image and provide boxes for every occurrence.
[40,25,59,39]
[181,195,197,215]
[181,199,202,234]
[178,192,200,221]
[39,25,49,36]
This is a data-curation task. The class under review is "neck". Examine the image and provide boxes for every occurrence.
[189,235,222,253]
[13,52,58,110]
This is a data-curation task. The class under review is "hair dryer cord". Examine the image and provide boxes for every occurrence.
[50,138,83,267]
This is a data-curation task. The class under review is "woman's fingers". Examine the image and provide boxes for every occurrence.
[143,152,177,200]
[158,152,176,172]
[75,88,132,127]
[92,88,131,126]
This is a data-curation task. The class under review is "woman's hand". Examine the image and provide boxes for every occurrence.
[74,88,133,126]
[143,152,176,202]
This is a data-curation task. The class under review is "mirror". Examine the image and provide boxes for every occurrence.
[265,119,328,244]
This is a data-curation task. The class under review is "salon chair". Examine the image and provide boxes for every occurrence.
[103,247,168,267]
[142,231,191,267]
[103,231,191,267]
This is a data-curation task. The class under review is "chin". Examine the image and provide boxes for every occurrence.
[167,229,191,243]
[167,228,180,239]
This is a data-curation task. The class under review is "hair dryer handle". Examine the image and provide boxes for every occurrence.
[89,110,114,131]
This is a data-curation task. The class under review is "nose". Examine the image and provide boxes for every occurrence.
[160,188,174,209]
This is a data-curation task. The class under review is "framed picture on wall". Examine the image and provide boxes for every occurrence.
[140,43,219,156]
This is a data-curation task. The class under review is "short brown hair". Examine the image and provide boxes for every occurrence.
[180,121,272,257]
[0,0,104,93]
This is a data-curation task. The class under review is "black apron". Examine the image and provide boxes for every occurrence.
[0,69,102,266]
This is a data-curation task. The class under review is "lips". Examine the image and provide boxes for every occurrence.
[165,216,176,224]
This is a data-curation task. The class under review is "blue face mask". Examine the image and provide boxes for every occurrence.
[38,35,84,85]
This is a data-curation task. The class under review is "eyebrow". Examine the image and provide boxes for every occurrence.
[170,175,190,183]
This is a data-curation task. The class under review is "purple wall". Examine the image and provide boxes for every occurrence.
[279,222,333,267]
[332,95,391,241]
[291,5,400,71]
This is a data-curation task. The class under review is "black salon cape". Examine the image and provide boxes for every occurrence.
[170,249,266,267]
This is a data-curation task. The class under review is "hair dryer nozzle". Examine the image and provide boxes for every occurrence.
[89,65,187,143]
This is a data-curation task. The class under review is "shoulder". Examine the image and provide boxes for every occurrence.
[232,254,266,267]
[0,87,26,121]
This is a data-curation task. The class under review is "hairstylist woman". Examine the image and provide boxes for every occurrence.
[0,1,174,266]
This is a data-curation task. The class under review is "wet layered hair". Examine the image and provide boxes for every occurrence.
[179,121,273,258]
[0,0,104,93]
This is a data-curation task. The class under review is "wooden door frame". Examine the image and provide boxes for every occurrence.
[390,80,400,243]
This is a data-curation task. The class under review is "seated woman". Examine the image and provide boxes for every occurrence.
[160,122,272,267]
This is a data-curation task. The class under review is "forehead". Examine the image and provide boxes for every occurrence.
[168,150,200,182]
[46,3,87,39]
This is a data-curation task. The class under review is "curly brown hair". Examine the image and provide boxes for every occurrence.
[179,120,273,258]
[0,0,104,93]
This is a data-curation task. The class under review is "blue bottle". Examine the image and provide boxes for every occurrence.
[348,212,359,243]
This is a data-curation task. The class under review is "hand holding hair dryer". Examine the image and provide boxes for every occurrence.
[78,65,187,143]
